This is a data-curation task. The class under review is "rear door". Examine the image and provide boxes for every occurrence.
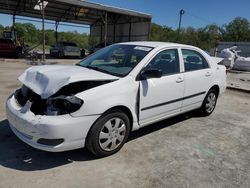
[139,48,185,126]
[180,49,213,112]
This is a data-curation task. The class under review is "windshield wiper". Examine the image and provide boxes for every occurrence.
[76,64,123,77]
[85,65,105,72]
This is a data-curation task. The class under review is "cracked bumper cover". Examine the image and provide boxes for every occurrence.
[6,95,100,152]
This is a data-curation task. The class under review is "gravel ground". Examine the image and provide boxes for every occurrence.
[0,59,249,188]
[227,71,250,92]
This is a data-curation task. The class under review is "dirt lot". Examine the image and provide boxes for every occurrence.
[0,59,250,188]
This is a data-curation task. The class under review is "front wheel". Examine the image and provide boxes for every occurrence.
[86,110,130,157]
[199,89,218,116]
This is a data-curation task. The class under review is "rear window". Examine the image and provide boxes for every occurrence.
[182,49,209,71]
[62,42,77,47]
[0,39,13,44]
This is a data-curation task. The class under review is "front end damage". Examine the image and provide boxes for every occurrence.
[6,80,114,152]
[14,80,111,116]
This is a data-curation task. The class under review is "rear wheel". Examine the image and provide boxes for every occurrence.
[199,89,218,116]
[86,110,130,157]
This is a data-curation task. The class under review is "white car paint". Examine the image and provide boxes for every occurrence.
[6,42,227,152]
[19,65,118,98]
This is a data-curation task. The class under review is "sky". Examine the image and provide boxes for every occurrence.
[0,0,249,33]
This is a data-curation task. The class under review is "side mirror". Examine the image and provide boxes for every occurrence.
[140,69,162,80]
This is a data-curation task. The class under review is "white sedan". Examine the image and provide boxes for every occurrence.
[6,42,227,157]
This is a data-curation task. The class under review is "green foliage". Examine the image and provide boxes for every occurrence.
[223,17,250,41]
[57,31,89,48]
[1,23,90,49]
[0,24,4,36]
[0,17,249,51]
[150,17,250,50]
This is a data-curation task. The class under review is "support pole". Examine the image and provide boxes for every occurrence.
[100,22,103,44]
[104,12,108,47]
[129,19,132,42]
[55,21,59,42]
[147,18,152,41]
[12,14,16,42]
[113,22,116,43]
[41,0,45,63]
[177,9,185,42]
[12,14,16,26]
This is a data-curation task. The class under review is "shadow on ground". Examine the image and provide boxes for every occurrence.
[0,111,197,171]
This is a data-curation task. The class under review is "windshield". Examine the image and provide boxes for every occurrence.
[78,44,153,77]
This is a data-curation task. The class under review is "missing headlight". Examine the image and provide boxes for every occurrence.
[46,95,83,115]
[14,85,40,106]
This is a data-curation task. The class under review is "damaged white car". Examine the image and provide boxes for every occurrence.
[6,42,227,157]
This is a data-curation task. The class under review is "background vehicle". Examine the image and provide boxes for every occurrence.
[89,42,111,54]
[0,38,18,58]
[6,42,226,157]
[3,29,24,54]
[50,41,81,58]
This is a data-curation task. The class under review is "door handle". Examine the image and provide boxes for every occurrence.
[176,77,184,83]
[205,72,211,77]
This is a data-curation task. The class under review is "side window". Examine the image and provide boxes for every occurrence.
[182,49,209,71]
[146,49,180,76]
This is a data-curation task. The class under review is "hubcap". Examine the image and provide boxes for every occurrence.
[99,117,126,151]
[206,92,216,113]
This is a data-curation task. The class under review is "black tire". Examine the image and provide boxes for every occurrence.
[199,89,218,116]
[86,110,130,157]
[58,51,64,58]
[49,50,53,58]
[12,52,19,58]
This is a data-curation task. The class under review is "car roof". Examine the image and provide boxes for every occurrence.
[120,41,196,49]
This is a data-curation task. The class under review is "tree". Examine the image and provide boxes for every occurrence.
[15,23,26,38]
[0,24,4,36]
[1,16,249,51]
[224,17,250,41]
[150,23,176,42]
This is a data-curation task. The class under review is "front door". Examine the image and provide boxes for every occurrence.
[139,49,185,126]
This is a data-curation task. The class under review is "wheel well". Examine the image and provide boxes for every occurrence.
[85,106,134,148]
[104,106,134,130]
[210,85,220,95]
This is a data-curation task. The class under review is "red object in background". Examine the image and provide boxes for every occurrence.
[0,39,18,58]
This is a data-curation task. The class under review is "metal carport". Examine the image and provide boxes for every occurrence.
[0,0,152,44]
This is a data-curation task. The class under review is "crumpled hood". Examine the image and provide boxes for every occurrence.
[19,65,118,98]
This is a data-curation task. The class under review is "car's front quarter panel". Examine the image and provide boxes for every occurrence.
[72,76,139,130]
[6,95,100,151]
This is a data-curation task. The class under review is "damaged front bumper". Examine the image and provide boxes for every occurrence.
[6,94,100,152]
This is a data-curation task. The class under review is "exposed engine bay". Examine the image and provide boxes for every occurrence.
[14,80,113,116]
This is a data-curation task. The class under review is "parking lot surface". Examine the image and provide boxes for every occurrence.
[0,59,250,188]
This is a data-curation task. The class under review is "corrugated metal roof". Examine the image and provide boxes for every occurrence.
[57,0,151,18]
[0,0,151,25]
